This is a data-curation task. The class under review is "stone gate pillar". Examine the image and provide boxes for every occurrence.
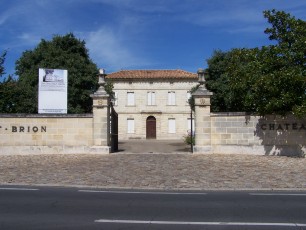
[90,69,110,153]
[192,69,213,153]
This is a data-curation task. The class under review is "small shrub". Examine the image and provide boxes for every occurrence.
[183,132,195,145]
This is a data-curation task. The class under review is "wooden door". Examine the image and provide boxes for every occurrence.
[146,116,156,139]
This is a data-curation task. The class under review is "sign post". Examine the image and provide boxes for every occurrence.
[38,68,68,114]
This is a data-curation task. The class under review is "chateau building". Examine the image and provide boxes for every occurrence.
[106,70,198,140]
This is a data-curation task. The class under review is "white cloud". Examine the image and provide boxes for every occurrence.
[84,27,150,71]
[0,12,9,26]
[17,33,41,47]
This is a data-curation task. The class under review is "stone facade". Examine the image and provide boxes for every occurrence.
[107,70,198,140]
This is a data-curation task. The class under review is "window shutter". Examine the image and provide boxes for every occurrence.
[187,91,191,102]
[127,92,135,106]
[168,92,175,105]
[147,92,151,105]
[187,118,194,133]
[168,92,171,105]
[168,118,176,133]
[151,92,155,105]
[148,92,156,105]
[127,119,135,133]
[114,92,118,106]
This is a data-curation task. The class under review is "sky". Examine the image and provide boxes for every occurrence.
[1,0,306,76]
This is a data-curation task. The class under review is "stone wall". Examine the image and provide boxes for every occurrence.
[0,114,94,154]
[209,113,306,156]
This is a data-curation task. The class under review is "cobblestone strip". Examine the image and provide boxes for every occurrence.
[0,154,305,190]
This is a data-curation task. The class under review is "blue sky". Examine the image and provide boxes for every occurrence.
[1,0,306,76]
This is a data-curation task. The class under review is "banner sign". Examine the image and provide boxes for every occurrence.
[38,68,68,114]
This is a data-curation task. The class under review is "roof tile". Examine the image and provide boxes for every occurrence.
[106,69,197,80]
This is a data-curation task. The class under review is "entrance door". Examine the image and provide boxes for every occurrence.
[146,116,156,139]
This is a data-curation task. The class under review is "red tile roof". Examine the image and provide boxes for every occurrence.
[106,69,197,80]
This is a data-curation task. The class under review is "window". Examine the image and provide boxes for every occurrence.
[187,118,195,134]
[187,91,191,103]
[147,92,156,105]
[168,91,176,105]
[113,92,118,106]
[127,118,135,133]
[168,118,176,133]
[127,92,135,106]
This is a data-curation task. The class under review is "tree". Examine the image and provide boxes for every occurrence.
[262,9,306,116]
[15,33,99,113]
[0,51,6,77]
[205,10,306,116]
[205,50,230,112]
[0,76,21,113]
[205,48,261,112]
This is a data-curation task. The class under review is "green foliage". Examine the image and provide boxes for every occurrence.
[104,80,115,103]
[183,133,195,145]
[188,84,199,111]
[0,51,21,113]
[0,76,22,113]
[205,50,230,112]
[0,51,7,77]
[205,10,306,116]
[14,33,99,113]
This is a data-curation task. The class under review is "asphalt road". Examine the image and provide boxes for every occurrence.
[0,186,306,230]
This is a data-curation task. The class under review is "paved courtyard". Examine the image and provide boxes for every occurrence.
[118,139,191,153]
[0,149,305,190]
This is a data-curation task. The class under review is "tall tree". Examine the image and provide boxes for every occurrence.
[0,51,6,77]
[15,33,99,113]
[262,9,306,116]
[205,10,306,116]
[205,50,230,112]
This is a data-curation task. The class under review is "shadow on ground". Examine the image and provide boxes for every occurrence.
[117,140,191,154]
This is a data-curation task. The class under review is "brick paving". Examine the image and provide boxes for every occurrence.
[0,153,306,190]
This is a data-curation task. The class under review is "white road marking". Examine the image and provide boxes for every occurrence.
[94,219,306,227]
[79,190,207,195]
[0,187,39,191]
[250,193,306,196]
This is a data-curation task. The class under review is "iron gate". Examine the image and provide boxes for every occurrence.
[110,105,118,152]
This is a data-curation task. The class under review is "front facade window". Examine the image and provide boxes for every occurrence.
[187,91,191,103]
[187,118,195,134]
[147,91,156,106]
[113,91,118,106]
[127,92,135,106]
[127,118,135,133]
[168,91,176,105]
[168,118,176,133]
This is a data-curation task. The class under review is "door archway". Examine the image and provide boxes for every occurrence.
[146,116,156,139]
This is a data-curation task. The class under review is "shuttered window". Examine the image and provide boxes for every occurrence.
[168,91,176,105]
[114,92,118,106]
[168,118,176,133]
[147,92,156,105]
[187,118,195,134]
[127,92,135,106]
[187,91,191,103]
[127,118,135,133]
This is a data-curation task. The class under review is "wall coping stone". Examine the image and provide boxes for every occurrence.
[0,113,93,118]
[211,112,255,117]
